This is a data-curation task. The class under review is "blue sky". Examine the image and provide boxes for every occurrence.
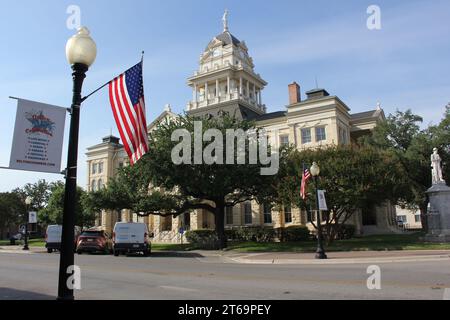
[0,0,449,192]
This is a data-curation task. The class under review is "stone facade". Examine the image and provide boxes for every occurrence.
[86,16,400,243]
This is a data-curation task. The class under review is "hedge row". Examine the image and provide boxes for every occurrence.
[185,226,312,248]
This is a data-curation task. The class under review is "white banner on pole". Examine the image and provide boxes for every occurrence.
[29,211,37,224]
[9,98,66,174]
[317,190,328,211]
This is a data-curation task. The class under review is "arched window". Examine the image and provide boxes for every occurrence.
[97,179,103,190]
[91,180,96,192]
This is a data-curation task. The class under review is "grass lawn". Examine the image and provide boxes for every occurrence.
[0,238,46,247]
[226,232,450,253]
[3,233,449,253]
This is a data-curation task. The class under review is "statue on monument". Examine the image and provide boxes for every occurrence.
[431,148,445,185]
[222,9,229,32]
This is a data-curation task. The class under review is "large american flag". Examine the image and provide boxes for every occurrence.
[300,164,311,200]
[108,61,149,165]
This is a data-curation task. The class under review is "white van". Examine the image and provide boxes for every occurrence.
[112,222,151,256]
[45,225,81,253]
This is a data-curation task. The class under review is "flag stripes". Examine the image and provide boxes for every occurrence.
[108,62,148,165]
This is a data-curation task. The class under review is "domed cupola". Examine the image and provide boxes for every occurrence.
[186,10,268,120]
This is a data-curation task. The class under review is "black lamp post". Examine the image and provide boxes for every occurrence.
[22,196,32,250]
[310,162,327,259]
[57,27,96,301]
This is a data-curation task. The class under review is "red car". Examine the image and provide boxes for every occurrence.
[76,230,113,254]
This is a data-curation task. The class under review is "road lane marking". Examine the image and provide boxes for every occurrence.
[159,285,199,292]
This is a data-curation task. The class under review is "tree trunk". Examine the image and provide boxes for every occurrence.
[419,203,428,233]
[214,199,227,249]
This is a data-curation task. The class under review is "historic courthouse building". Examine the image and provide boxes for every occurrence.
[86,16,398,242]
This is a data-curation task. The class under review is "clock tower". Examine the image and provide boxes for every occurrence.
[186,10,267,120]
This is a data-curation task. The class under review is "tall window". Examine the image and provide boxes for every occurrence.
[315,127,326,142]
[98,162,104,174]
[301,128,311,144]
[182,213,191,231]
[279,135,289,147]
[97,179,103,190]
[92,163,97,174]
[162,216,172,231]
[91,180,96,192]
[225,207,233,225]
[284,205,292,223]
[244,202,252,224]
[263,204,272,224]
[202,211,209,228]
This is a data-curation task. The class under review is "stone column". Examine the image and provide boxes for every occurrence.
[227,76,230,96]
[205,82,208,105]
[190,210,200,230]
[193,84,198,103]
[215,79,219,98]
[425,183,450,242]
[239,77,243,96]
[259,90,262,106]
[289,124,297,147]
[246,81,250,98]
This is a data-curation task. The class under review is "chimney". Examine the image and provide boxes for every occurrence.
[288,82,301,105]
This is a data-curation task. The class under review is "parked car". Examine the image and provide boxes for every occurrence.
[45,225,81,253]
[112,222,151,256]
[76,229,113,254]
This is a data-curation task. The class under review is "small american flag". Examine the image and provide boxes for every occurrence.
[300,164,311,200]
[108,61,149,165]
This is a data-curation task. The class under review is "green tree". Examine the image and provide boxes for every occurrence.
[275,145,402,244]
[362,108,450,231]
[0,192,26,239]
[92,114,277,249]
[12,179,60,211]
[39,184,95,228]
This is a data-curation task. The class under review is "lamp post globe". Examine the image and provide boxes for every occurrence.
[310,162,320,177]
[65,27,97,67]
[57,26,96,301]
[310,162,327,259]
[25,196,32,205]
[22,196,32,251]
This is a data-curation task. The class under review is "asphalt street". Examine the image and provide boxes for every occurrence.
[0,251,449,300]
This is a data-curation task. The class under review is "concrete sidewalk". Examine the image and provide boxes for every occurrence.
[2,245,450,265]
[220,250,450,265]
[0,245,46,254]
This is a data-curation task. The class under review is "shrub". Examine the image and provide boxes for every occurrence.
[336,224,356,240]
[225,227,276,242]
[224,229,238,241]
[184,229,219,249]
[282,226,311,242]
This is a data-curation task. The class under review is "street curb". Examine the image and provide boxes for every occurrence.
[0,246,46,254]
[226,254,450,265]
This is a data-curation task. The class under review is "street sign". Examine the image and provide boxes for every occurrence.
[29,211,37,223]
[19,224,26,234]
[179,227,185,234]
[317,190,328,211]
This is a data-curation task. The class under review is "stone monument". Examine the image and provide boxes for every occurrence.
[425,148,450,242]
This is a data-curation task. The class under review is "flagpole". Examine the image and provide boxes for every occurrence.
[80,80,111,103]
[81,54,144,103]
